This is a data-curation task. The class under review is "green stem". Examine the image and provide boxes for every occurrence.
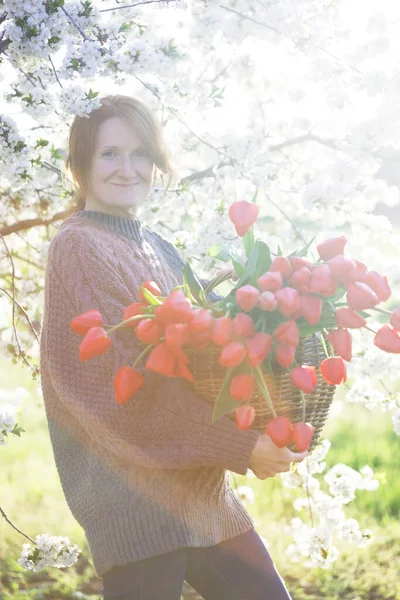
[370,307,391,316]
[107,313,154,334]
[319,331,331,358]
[364,325,377,334]
[132,344,154,369]
[252,365,277,418]
[379,377,392,395]
[300,389,306,422]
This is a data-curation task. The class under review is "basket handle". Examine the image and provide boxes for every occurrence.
[203,269,235,294]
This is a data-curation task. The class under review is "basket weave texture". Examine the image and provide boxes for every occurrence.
[185,334,335,452]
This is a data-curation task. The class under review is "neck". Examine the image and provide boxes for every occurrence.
[84,198,137,219]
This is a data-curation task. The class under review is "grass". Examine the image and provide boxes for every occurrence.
[1,359,400,599]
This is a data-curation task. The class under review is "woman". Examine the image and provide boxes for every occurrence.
[40,95,307,600]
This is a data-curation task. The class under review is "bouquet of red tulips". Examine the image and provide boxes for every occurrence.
[70,196,400,453]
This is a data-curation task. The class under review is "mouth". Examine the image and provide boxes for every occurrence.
[112,183,140,188]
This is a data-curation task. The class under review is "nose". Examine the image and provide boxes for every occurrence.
[118,154,136,178]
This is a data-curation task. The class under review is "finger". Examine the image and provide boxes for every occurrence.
[287,450,308,463]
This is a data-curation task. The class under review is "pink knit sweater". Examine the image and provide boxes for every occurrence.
[40,210,260,576]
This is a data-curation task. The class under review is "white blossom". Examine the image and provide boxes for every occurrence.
[18,534,80,572]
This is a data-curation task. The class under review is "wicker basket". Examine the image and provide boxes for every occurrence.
[185,334,336,452]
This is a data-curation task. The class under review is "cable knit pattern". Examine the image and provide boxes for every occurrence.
[39,210,260,577]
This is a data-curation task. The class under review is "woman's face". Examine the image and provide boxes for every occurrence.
[85,116,155,218]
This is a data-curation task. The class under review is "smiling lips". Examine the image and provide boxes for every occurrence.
[112,182,139,188]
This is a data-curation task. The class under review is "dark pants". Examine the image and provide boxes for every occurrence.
[101,528,292,600]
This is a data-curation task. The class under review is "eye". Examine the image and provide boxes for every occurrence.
[102,150,117,157]
[132,149,148,159]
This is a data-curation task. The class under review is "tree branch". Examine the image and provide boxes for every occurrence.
[100,0,173,12]
[0,208,74,237]
[0,506,36,545]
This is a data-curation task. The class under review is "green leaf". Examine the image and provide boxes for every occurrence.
[208,244,231,262]
[182,262,210,308]
[289,236,316,258]
[277,245,283,256]
[140,287,162,306]
[211,367,241,422]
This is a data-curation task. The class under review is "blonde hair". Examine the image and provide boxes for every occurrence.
[65,95,174,212]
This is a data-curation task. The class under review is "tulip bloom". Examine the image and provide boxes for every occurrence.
[79,327,112,362]
[266,416,294,448]
[245,332,272,366]
[328,255,356,280]
[298,295,322,326]
[273,320,299,347]
[309,264,338,297]
[275,287,300,317]
[288,266,311,294]
[293,422,315,451]
[316,236,347,261]
[70,310,103,335]
[291,365,317,394]
[257,271,283,292]
[335,307,366,329]
[155,290,194,325]
[346,282,379,310]
[188,308,213,332]
[212,316,235,346]
[145,342,176,376]
[135,318,163,345]
[319,357,347,385]
[327,328,352,362]
[232,313,255,338]
[228,200,259,236]
[230,373,255,402]
[114,366,145,405]
[164,323,190,348]
[270,256,293,280]
[364,271,391,302]
[258,291,278,312]
[219,342,247,367]
[274,343,296,368]
[235,404,256,430]
[374,324,400,354]
[236,285,260,312]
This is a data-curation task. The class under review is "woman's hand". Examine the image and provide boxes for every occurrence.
[249,432,308,480]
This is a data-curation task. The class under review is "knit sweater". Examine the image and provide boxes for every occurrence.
[40,209,260,577]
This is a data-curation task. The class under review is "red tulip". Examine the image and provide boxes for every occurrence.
[293,422,315,451]
[258,291,278,312]
[235,404,256,430]
[79,327,112,362]
[290,256,314,271]
[298,295,323,326]
[266,416,294,448]
[273,320,299,347]
[114,366,145,405]
[275,287,300,317]
[228,200,259,236]
[188,308,213,333]
[328,255,356,280]
[291,366,317,394]
[340,260,369,287]
[288,267,311,293]
[364,271,391,302]
[309,264,338,297]
[327,328,352,362]
[230,373,255,402]
[212,316,234,346]
[164,323,190,348]
[335,307,366,329]
[274,343,296,368]
[187,328,212,349]
[270,256,293,280]
[374,324,400,354]
[390,307,400,330]
[145,342,176,376]
[319,356,347,385]
[122,302,147,328]
[232,313,255,338]
[155,290,194,325]
[138,280,162,303]
[173,356,195,381]
[219,342,247,367]
[70,310,103,335]
[135,318,163,345]
[236,284,260,312]
[346,282,379,310]
[245,332,272,366]
[316,236,347,261]
[257,271,283,292]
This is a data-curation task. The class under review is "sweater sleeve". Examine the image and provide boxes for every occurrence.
[43,229,259,474]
